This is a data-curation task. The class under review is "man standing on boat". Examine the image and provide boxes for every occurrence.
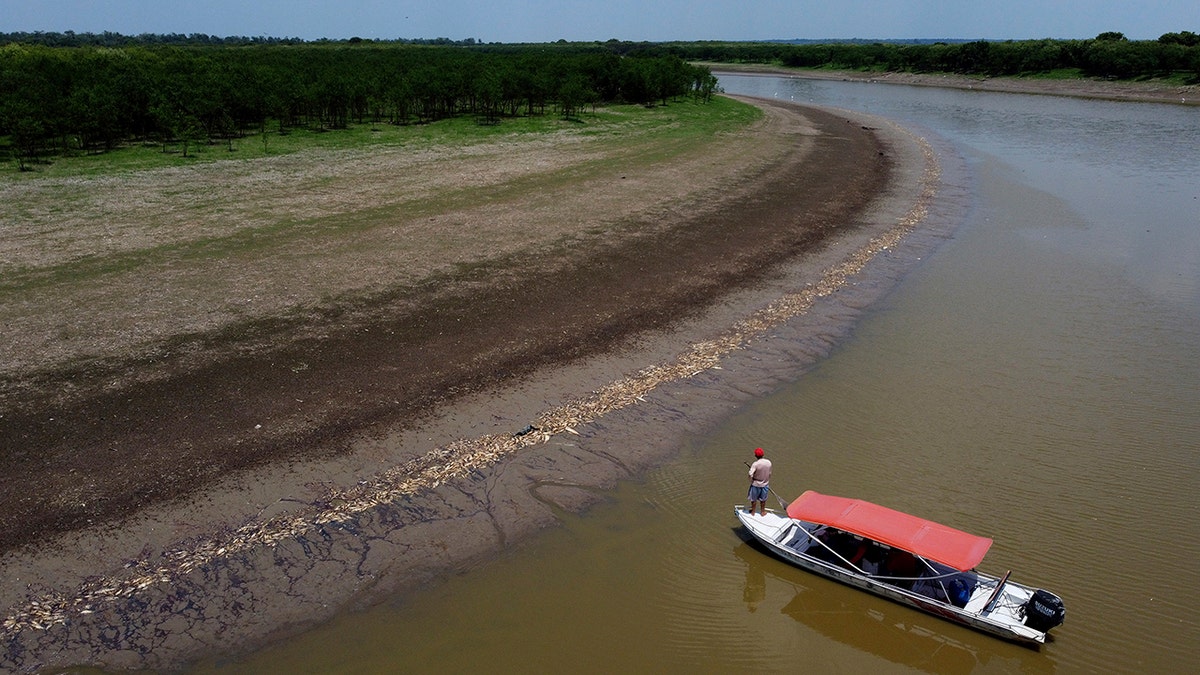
[747,447,772,516]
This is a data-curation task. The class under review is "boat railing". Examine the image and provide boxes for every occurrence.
[916,557,954,605]
[789,524,902,581]
[980,570,1012,615]
[864,567,962,585]
[787,523,970,594]
[789,525,863,572]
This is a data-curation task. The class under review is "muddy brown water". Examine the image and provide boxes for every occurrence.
[179,78,1200,672]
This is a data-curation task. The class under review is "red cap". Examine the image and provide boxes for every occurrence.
[754,447,764,457]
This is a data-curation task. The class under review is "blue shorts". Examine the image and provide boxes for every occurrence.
[748,486,769,502]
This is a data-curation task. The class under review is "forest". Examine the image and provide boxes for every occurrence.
[656,31,1200,81]
[2,31,1196,170]
[0,41,719,169]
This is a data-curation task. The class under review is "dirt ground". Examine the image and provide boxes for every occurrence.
[1,92,935,670]
[1,96,875,553]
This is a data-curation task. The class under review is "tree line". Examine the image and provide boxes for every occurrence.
[0,42,719,169]
[0,30,497,48]
[656,32,1200,81]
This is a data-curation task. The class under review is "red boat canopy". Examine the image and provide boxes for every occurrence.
[786,491,993,572]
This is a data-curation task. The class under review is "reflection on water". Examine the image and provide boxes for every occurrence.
[728,518,1052,675]
[193,79,1200,673]
[748,546,1039,674]
[741,549,766,613]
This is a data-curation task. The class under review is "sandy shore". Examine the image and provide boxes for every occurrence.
[1,96,952,671]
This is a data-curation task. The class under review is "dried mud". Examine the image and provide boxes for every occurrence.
[1,97,947,672]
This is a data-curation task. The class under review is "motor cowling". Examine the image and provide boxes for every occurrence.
[1023,589,1066,632]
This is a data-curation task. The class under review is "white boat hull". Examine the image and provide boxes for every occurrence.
[735,506,1055,645]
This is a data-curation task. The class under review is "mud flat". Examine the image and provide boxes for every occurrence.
[0,96,957,672]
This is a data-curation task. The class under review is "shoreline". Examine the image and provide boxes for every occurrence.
[705,63,1199,105]
[1,99,953,671]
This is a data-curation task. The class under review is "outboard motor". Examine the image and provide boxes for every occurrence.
[1023,589,1066,632]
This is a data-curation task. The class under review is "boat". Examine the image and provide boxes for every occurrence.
[735,490,1065,645]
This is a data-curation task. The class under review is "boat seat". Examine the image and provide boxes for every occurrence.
[786,530,813,551]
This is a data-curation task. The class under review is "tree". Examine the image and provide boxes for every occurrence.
[473,66,503,124]
[1159,31,1200,47]
[692,69,719,102]
[8,110,45,170]
[953,40,993,74]
[0,47,56,168]
[1,41,731,168]
[1081,39,1153,79]
[557,74,595,120]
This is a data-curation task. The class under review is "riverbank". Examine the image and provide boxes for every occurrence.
[0,96,946,672]
[705,63,1199,105]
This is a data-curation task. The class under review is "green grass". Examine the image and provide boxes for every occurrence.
[3,96,761,179]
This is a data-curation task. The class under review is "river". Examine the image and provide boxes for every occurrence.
[192,75,1200,673]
